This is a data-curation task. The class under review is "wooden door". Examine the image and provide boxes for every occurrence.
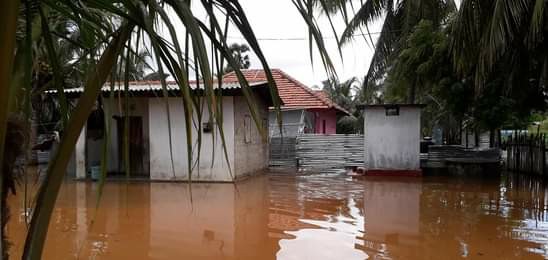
[117,116,147,177]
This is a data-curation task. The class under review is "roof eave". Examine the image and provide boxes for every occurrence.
[356,103,427,110]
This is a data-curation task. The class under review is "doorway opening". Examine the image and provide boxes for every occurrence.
[114,116,149,179]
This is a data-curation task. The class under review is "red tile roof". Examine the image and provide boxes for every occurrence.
[312,90,349,114]
[223,69,349,114]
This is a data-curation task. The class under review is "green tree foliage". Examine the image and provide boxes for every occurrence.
[452,0,548,88]
[304,0,548,137]
[450,0,548,130]
[301,0,456,97]
[321,78,359,133]
[384,20,459,136]
[321,77,356,112]
[223,43,251,73]
[385,20,451,103]
[321,77,382,133]
[385,15,546,137]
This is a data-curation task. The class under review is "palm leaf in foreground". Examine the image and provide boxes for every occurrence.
[2,1,284,259]
[0,0,22,258]
[23,23,134,260]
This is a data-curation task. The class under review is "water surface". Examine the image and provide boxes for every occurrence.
[7,171,548,259]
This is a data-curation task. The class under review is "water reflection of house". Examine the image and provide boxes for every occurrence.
[48,177,274,259]
[57,80,276,182]
[223,69,349,137]
[359,178,422,258]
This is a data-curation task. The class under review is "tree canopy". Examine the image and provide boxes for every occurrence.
[306,0,548,136]
[223,43,251,73]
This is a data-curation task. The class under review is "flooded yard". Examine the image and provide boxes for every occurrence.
[6,171,548,259]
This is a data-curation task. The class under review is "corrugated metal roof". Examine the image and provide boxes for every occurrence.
[46,80,268,94]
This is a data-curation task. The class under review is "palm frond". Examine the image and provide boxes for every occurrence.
[340,0,386,44]
[0,1,22,258]
[23,23,134,260]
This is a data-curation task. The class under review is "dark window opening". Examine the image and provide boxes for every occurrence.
[322,120,326,134]
[203,121,213,133]
[385,106,400,116]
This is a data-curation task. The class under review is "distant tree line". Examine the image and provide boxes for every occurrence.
[311,0,548,141]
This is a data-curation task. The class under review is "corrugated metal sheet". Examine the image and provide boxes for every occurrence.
[45,81,267,94]
[479,132,490,149]
[296,134,364,173]
[424,145,500,168]
[269,137,297,167]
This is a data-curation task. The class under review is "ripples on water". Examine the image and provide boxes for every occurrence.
[6,171,548,259]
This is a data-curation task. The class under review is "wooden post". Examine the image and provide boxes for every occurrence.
[530,134,534,173]
[506,136,512,170]
[540,134,546,175]
[514,133,521,172]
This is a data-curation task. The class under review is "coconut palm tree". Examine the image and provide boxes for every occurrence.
[321,77,357,112]
[295,0,456,103]
[451,0,548,91]
[0,1,281,259]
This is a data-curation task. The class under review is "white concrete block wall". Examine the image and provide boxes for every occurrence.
[364,107,421,170]
[75,126,87,179]
[233,95,269,179]
[148,97,235,181]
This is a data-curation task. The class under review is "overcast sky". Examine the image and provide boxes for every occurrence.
[229,0,381,89]
[168,1,461,89]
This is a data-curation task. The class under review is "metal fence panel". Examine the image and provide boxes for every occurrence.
[295,134,364,173]
[507,134,546,175]
[269,137,297,167]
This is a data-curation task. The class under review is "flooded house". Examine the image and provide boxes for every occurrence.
[59,80,276,182]
[223,69,349,137]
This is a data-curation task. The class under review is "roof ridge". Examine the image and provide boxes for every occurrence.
[276,70,332,108]
[220,69,349,114]
[269,69,350,115]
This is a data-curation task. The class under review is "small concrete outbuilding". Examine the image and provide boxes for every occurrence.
[359,104,425,176]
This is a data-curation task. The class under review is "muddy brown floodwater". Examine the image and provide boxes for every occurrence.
[6,171,548,259]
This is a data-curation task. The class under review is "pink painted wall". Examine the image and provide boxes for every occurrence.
[309,109,337,134]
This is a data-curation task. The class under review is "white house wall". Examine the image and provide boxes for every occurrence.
[364,107,421,170]
[148,97,235,181]
[233,95,269,179]
[268,109,305,137]
[75,127,86,179]
[101,97,150,173]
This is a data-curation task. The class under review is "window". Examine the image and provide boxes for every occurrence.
[322,120,326,134]
[385,106,400,116]
[203,121,213,133]
[244,115,252,143]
